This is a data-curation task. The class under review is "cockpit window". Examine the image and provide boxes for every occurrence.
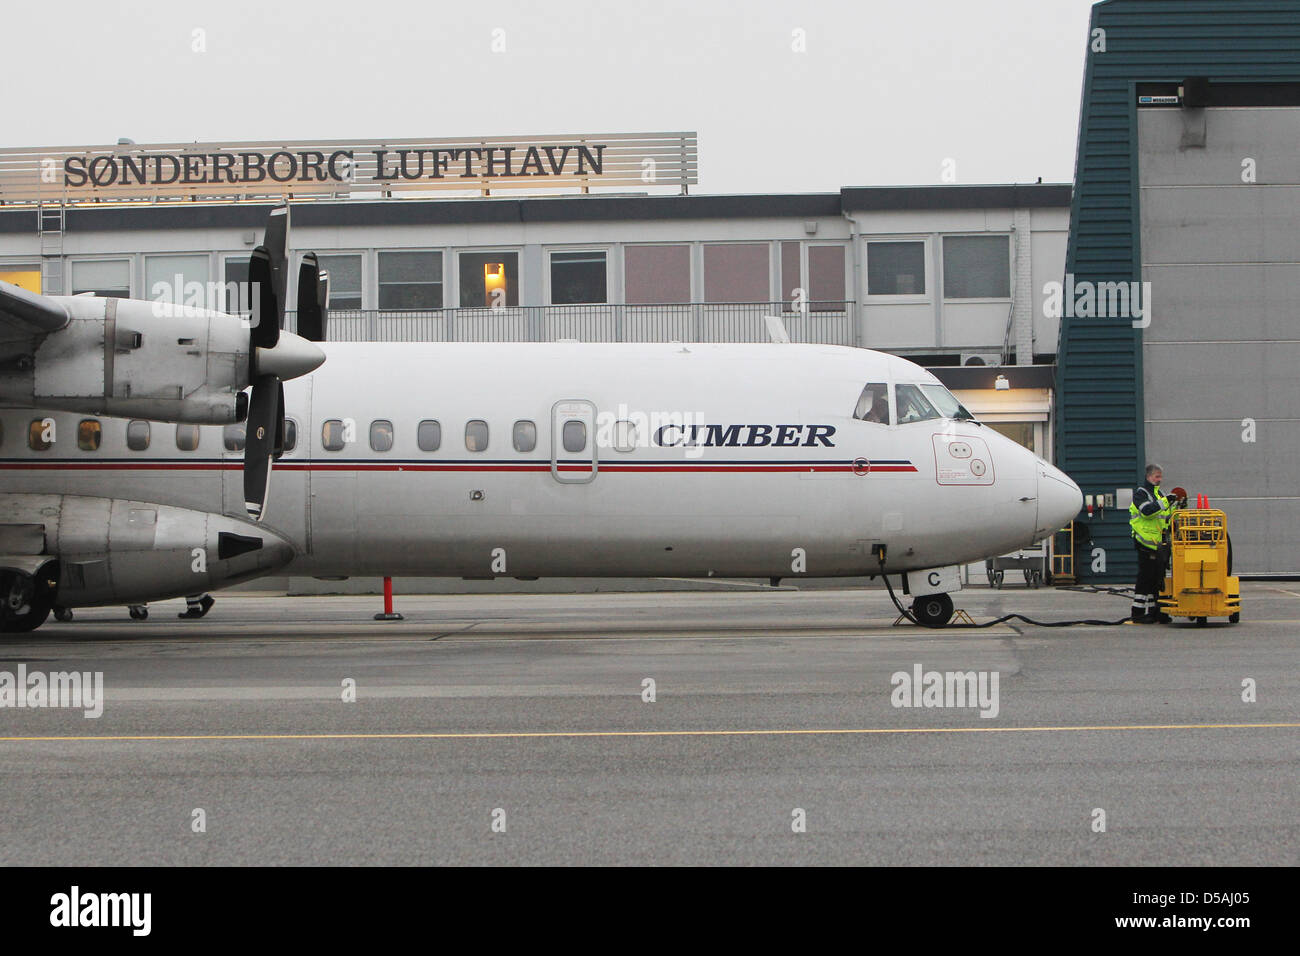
[920,383,975,421]
[853,382,891,424]
[894,384,941,424]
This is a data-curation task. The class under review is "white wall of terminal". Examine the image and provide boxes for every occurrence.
[0,198,1068,360]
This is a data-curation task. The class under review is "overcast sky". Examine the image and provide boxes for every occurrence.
[9,0,1100,193]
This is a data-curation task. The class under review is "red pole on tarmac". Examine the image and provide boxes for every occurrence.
[374,576,404,621]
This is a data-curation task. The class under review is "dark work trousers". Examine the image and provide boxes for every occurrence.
[1132,541,1166,620]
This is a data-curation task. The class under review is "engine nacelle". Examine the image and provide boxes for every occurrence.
[0,296,252,424]
[0,493,295,607]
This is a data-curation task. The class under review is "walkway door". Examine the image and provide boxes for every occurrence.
[551,400,597,484]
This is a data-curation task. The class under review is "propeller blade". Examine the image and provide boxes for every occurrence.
[243,374,280,521]
[296,253,329,342]
[248,246,279,352]
[263,202,290,326]
[273,381,286,460]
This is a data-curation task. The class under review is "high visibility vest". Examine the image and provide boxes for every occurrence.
[1129,484,1172,550]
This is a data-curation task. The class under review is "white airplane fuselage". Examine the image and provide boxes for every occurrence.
[0,342,1081,604]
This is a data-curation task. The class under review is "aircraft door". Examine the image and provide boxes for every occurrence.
[551,400,597,484]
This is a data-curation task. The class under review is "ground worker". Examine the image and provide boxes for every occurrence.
[1129,463,1177,623]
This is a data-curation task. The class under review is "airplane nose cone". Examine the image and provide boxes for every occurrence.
[255,331,326,380]
[1036,462,1083,538]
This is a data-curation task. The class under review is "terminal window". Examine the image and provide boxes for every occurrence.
[866,241,926,296]
[550,251,607,305]
[808,245,847,309]
[145,255,208,306]
[0,268,41,293]
[224,258,251,316]
[319,255,363,310]
[69,259,130,298]
[459,253,518,309]
[379,252,441,310]
[625,245,690,305]
[781,243,847,311]
[942,235,1010,299]
[703,244,769,303]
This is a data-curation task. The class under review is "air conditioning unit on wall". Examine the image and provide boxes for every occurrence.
[960,352,1002,367]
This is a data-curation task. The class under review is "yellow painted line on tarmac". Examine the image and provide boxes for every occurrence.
[0,722,1296,743]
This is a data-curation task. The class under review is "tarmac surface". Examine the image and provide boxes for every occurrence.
[0,583,1296,865]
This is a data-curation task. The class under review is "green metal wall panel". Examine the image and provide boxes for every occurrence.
[1056,0,1300,580]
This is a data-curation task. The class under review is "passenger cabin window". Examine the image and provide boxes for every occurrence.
[176,423,200,452]
[223,424,246,451]
[283,419,297,453]
[894,385,941,424]
[321,419,347,452]
[513,420,537,453]
[853,383,891,424]
[417,420,441,452]
[28,419,53,451]
[562,420,588,454]
[370,420,394,453]
[78,419,102,451]
[126,420,151,451]
[465,420,489,452]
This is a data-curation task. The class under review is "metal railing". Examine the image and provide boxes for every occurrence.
[283,301,855,345]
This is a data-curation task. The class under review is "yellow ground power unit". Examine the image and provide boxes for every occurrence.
[1159,508,1241,625]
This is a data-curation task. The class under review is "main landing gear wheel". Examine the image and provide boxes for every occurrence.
[0,571,54,634]
[128,605,149,621]
[910,593,955,628]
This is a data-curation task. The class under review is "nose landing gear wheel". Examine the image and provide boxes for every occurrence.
[910,593,954,628]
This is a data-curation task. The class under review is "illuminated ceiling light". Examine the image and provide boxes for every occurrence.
[483,263,507,302]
